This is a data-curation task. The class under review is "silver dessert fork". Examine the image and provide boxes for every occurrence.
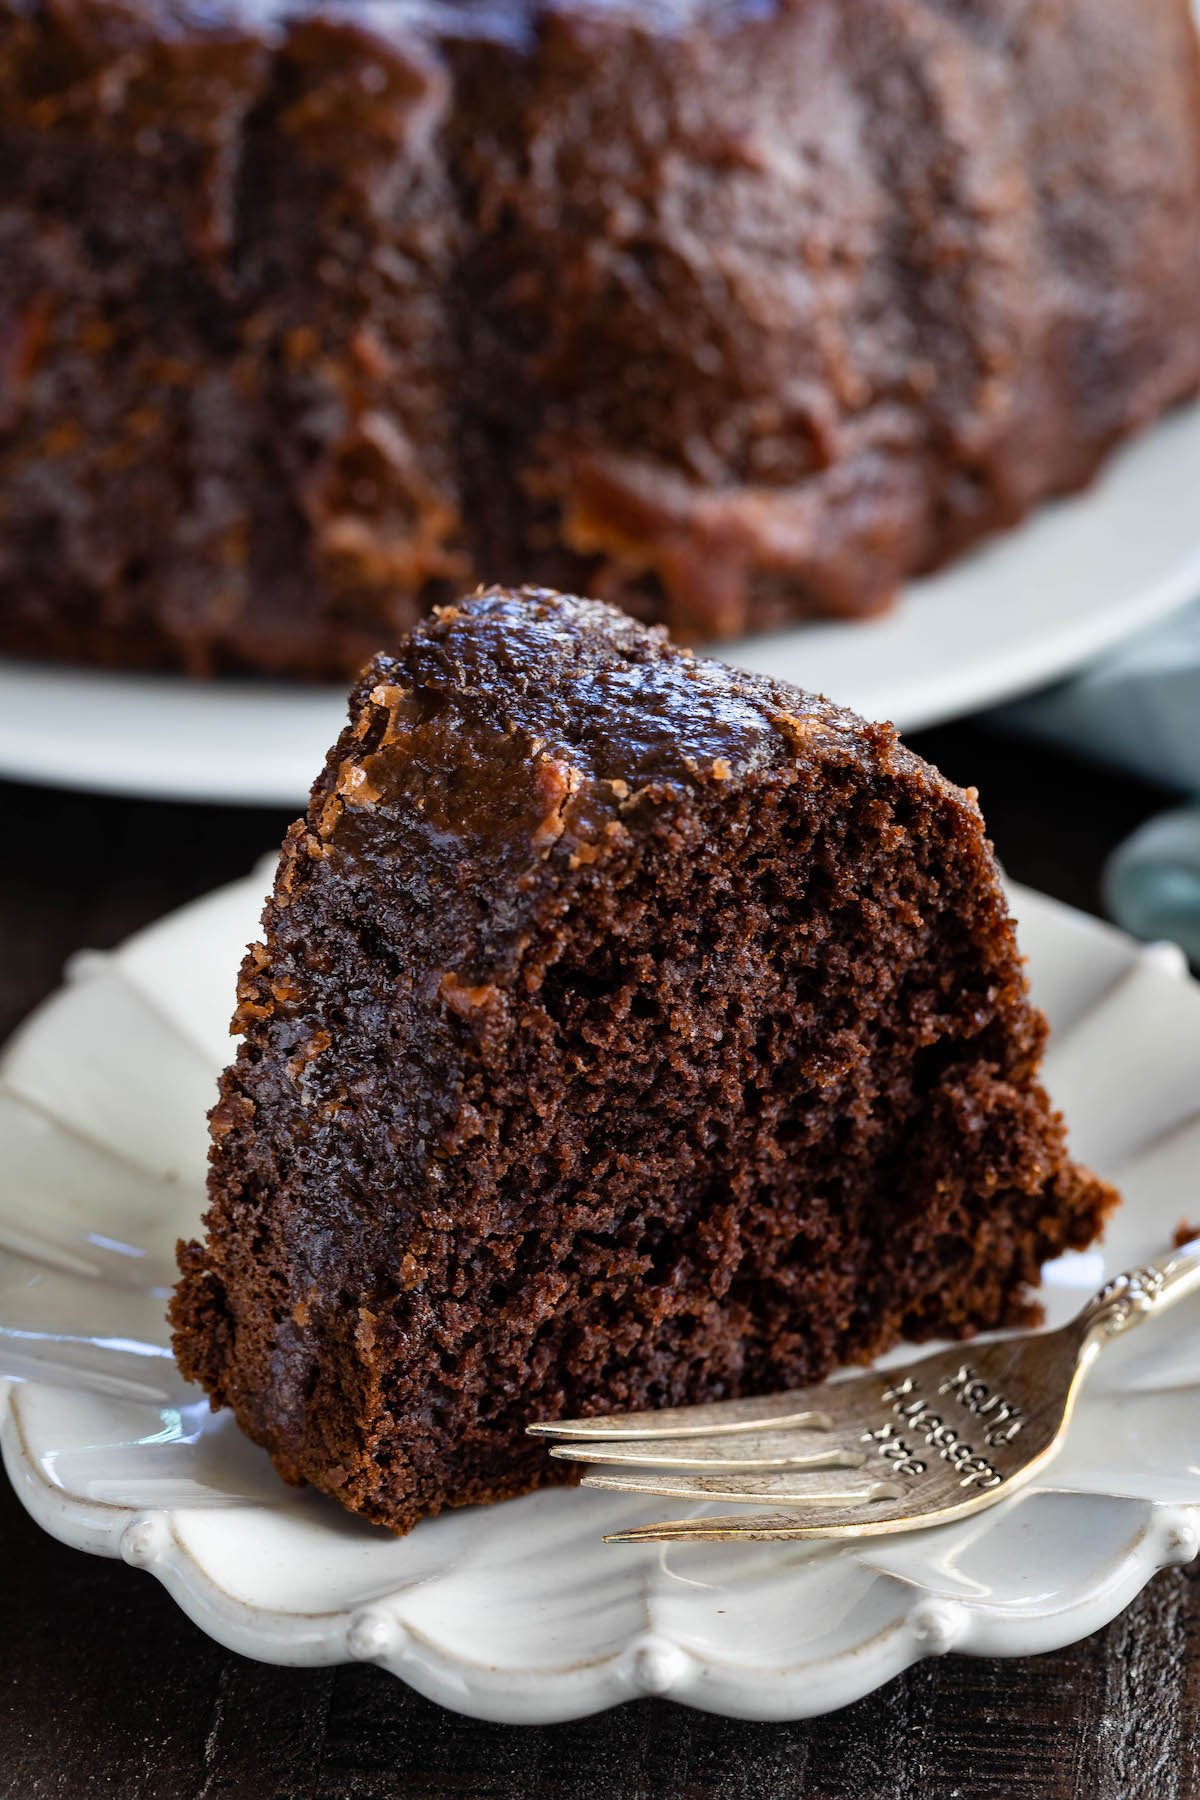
[528,1240,1200,1544]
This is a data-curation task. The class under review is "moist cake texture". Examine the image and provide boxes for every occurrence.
[171,586,1116,1533]
[2,0,1199,675]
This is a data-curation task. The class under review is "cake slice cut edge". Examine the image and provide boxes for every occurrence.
[169,584,1117,1534]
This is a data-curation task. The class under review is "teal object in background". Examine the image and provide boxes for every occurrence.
[1103,810,1200,967]
[997,601,1200,794]
[995,600,1200,965]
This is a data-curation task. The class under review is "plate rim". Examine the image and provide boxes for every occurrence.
[3,1372,1198,1724]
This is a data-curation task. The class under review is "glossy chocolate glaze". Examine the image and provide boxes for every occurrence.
[2,0,1199,672]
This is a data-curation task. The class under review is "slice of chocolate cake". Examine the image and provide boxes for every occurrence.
[170,587,1115,1534]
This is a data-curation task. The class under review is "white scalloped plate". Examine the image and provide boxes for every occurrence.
[1,399,1199,804]
[3,872,1200,1722]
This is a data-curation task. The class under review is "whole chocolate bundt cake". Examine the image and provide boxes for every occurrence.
[2,0,1199,677]
[171,587,1116,1534]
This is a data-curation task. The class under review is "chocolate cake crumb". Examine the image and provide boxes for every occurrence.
[171,587,1117,1533]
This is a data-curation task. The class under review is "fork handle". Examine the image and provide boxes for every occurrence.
[1079,1235,1200,1342]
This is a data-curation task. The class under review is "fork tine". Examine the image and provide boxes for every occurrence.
[527,1395,836,1443]
[550,1436,865,1473]
[602,1505,906,1544]
[580,1466,903,1507]
[600,1466,1040,1542]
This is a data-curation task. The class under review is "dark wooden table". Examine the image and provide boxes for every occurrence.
[2,725,1197,1800]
